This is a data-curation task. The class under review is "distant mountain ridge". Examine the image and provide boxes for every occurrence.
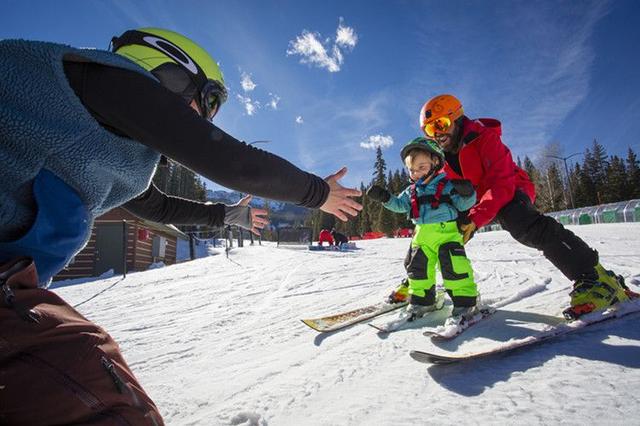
[206,189,309,228]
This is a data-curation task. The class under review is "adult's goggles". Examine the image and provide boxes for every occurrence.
[200,80,228,121]
[423,116,452,137]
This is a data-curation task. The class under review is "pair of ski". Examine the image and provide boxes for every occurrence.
[301,292,640,364]
[301,290,492,339]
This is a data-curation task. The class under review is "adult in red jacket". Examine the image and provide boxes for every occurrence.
[418,94,630,318]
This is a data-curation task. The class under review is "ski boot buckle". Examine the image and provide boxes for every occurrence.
[563,303,596,321]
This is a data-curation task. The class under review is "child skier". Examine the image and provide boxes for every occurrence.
[367,137,478,321]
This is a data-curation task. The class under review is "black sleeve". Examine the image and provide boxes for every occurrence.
[122,183,226,227]
[63,61,329,208]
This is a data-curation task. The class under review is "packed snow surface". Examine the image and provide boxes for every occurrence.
[54,223,640,425]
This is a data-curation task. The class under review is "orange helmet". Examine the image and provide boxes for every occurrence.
[419,94,464,130]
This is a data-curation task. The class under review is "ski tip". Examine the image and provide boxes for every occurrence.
[368,323,390,333]
[409,350,459,364]
[300,319,323,332]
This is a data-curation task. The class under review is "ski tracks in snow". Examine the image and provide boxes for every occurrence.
[53,225,640,425]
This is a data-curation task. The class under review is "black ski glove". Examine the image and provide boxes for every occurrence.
[367,185,391,203]
[450,179,474,197]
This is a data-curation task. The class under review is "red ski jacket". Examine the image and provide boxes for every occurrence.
[443,117,535,228]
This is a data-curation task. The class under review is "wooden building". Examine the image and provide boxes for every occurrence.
[53,208,189,281]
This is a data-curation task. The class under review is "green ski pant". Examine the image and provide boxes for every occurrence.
[404,221,477,306]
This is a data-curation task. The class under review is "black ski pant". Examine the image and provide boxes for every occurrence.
[495,190,598,281]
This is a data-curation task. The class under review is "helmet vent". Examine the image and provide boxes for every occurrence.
[141,36,198,75]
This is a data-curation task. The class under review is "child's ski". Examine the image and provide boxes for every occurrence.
[421,306,496,340]
[301,301,407,333]
[369,291,446,333]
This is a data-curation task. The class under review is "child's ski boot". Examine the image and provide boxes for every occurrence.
[387,279,409,304]
[406,290,445,321]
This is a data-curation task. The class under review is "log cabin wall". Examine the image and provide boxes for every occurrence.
[53,208,181,282]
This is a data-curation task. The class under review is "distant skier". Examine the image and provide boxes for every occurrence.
[318,228,335,246]
[330,228,349,247]
[0,28,362,424]
[418,94,632,319]
[367,137,478,320]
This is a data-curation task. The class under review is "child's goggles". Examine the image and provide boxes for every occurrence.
[423,116,452,137]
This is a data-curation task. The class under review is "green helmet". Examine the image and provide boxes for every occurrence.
[400,137,445,163]
[111,27,227,120]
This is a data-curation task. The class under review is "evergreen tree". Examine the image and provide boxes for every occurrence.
[377,205,396,236]
[388,170,398,194]
[523,156,544,210]
[194,178,207,202]
[577,148,597,206]
[166,162,180,195]
[569,164,588,208]
[178,167,196,199]
[523,156,539,182]
[585,139,609,204]
[626,148,640,199]
[344,212,360,238]
[152,162,171,192]
[537,162,564,212]
[153,160,207,201]
[373,146,387,186]
[307,209,336,240]
[400,168,410,187]
[360,196,373,235]
[384,170,399,232]
[604,155,628,203]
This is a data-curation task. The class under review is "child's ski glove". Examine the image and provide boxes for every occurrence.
[450,179,474,197]
[367,185,391,203]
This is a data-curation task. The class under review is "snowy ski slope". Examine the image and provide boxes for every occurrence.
[54,223,640,425]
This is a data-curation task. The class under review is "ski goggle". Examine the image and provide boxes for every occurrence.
[423,116,452,137]
[200,80,228,121]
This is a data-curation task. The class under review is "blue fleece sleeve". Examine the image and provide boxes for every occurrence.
[383,187,412,213]
[447,182,477,212]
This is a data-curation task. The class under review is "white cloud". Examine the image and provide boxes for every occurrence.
[360,134,394,150]
[267,93,281,110]
[336,17,358,49]
[286,18,358,72]
[295,116,304,124]
[287,31,340,72]
[240,71,257,92]
[236,94,260,116]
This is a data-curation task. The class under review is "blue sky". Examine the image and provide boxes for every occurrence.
[3,0,640,191]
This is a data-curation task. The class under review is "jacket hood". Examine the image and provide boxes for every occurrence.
[463,117,502,137]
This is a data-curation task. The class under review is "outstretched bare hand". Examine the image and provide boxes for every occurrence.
[320,167,363,221]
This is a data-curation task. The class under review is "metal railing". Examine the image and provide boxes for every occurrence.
[478,199,640,233]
